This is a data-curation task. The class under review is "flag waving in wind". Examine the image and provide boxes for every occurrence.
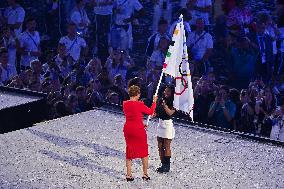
[163,15,194,120]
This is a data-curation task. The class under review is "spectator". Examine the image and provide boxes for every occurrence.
[193,77,214,123]
[148,37,170,71]
[146,19,170,58]
[92,0,114,60]
[66,94,81,114]
[278,11,284,76]
[0,47,14,85]
[4,0,25,37]
[105,49,130,84]
[53,43,72,78]
[1,26,17,77]
[270,97,284,141]
[54,101,69,118]
[230,36,258,89]
[30,59,44,83]
[84,58,102,81]
[106,91,120,104]
[109,74,129,103]
[227,0,252,35]
[76,86,89,112]
[111,0,143,51]
[236,89,255,133]
[87,79,105,107]
[254,86,277,137]
[187,18,213,77]
[248,21,273,82]
[186,0,212,27]
[152,0,172,33]
[19,17,41,70]
[59,22,87,62]
[70,0,91,36]
[208,85,236,130]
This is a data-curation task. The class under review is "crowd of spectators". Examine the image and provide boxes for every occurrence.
[0,0,283,141]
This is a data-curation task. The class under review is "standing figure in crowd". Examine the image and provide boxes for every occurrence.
[146,19,170,58]
[111,0,143,51]
[186,0,212,27]
[226,0,252,35]
[248,21,273,82]
[187,18,213,77]
[1,26,17,77]
[0,47,14,85]
[152,0,172,33]
[92,0,114,61]
[122,85,157,181]
[19,17,41,70]
[70,0,91,36]
[4,0,25,38]
[155,85,175,173]
[59,23,87,63]
[270,97,284,141]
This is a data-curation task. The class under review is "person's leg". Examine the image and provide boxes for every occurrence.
[164,139,172,157]
[126,159,132,177]
[157,137,164,161]
[163,138,172,172]
[141,156,149,176]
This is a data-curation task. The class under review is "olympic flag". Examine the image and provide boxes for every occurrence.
[163,15,194,120]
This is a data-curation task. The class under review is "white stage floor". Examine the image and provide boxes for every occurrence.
[0,109,283,188]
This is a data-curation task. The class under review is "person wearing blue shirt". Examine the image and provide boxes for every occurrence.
[208,85,236,129]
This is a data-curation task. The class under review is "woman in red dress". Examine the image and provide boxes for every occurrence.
[122,85,157,181]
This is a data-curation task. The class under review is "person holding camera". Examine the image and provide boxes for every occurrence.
[208,85,236,129]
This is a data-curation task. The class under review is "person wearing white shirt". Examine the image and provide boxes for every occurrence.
[19,17,41,70]
[0,47,14,85]
[187,0,212,26]
[146,19,170,57]
[70,0,91,36]
[4,0,25,38]
[111,0,143,51]
[152,0,172,33]
[92,0,114,60]
[187,18,213,76]
[149,37,169,70]
[59,23,87,62]
[1,26,17,77]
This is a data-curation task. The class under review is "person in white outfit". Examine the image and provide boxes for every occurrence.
[270,97,284,142]
[111,0,143,51]
[152,0,172,33]
[155,85,175,173]
[4,0,25,38]
[70,0,91,36]
[1,26,17,77]
[19,17,41,70]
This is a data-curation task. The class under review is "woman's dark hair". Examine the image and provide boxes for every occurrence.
[229,88,240,103]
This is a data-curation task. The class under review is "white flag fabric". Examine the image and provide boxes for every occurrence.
[163,15,194,120]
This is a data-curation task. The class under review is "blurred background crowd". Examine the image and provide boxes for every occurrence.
[0,0,284,141]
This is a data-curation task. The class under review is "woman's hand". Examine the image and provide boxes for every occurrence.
[153,95,158,103]
[144,124,148,129]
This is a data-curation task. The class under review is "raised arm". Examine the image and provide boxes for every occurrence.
[141,102,157,115]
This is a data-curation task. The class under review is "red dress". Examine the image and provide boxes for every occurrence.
[122,100,156,159]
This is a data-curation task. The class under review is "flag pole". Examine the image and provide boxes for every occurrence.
[146,70,164,125]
